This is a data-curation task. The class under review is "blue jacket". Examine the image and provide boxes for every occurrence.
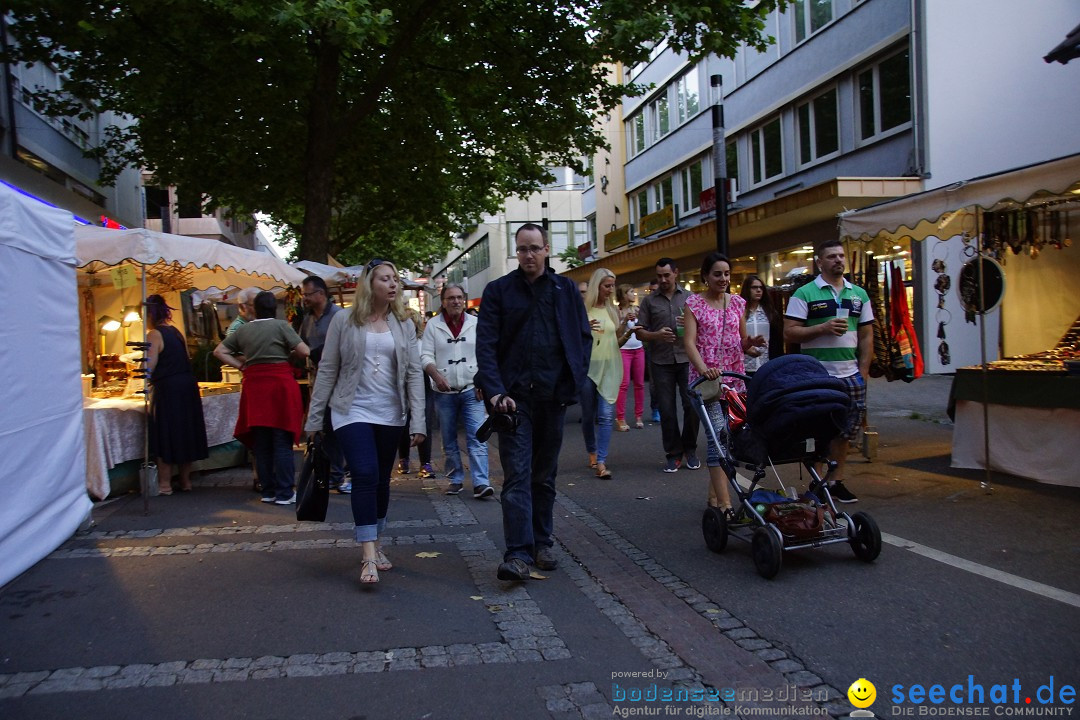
[475,267,591,405]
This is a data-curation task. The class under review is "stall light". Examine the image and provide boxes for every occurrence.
[892,245,902,250]
[774,262,782,267]
[866,251,874,256]
[122,306,142,325]
[98,315,121,333]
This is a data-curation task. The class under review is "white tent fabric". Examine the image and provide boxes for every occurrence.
[292,259,359,287]
[0,184,93,587]
[838,152,1080,242]
[75,225,308,295]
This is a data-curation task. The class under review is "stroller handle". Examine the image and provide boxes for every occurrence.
[690,372,751,390]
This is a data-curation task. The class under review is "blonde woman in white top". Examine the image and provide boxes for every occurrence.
[305,259,426,586]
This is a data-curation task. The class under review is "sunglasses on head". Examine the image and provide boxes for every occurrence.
[366,258,387,272]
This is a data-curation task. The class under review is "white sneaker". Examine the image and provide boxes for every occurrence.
[274,493,297,505]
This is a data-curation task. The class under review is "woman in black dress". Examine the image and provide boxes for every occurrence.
[145,294,208,494]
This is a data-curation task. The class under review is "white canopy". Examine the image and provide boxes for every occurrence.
[838,152,1080,242]
[292,259,360,287]
[75,225,307,295]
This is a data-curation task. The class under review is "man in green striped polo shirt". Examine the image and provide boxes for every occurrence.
[783,238,873,503]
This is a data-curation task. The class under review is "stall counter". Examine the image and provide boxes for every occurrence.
[84,389,241,499]
[950,367,1080,487]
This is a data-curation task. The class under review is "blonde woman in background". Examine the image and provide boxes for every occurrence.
[581,268,630,479]
[614,284,646,431]
[305,259,426,586]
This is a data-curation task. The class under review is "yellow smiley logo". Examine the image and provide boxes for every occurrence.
[848,678,877,708]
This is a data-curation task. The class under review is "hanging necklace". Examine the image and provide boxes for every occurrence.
[371,329,382,375]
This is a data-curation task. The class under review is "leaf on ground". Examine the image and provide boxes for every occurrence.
[706,609,721,614]
[415,551,441,558]
[470,595,483,601]
[529,570,548,580]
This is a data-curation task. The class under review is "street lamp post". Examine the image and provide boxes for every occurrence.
[711,74,729,256]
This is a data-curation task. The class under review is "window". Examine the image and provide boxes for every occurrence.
[629,113,646,156]
[676,69,700,124]
[634,192,649,228]
[858,48,911,141]
[750,117,783,185]
[797,87,839,165]
[680,159,704,213]
[465,235,490,276]
[794,0,833,44]
[654,176,673,212]
[649,95,670,143]
[726,141,739,189]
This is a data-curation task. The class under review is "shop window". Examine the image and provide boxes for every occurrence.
[750,116,783,185]
[794,0,833,44]
[797,87,839,165]
[858,47,911,142]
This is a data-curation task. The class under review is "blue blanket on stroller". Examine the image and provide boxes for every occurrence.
[740,355,851,462]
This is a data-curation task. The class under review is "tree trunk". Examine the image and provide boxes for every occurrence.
[298,37,341,262]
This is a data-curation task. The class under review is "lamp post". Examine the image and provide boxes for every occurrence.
[711,74,730,256]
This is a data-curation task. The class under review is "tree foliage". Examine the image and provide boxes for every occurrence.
[4,0,781,268]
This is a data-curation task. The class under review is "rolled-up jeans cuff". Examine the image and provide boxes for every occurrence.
[354,524,378,543]
[377,517,387,536]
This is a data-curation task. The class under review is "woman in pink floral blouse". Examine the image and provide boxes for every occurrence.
[683,252,750,517]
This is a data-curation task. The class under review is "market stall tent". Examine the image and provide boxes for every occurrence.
[0,183,92,587]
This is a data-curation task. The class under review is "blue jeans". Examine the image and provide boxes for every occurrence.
[335,422,401,542]
[496,395,566,563]
[253,426,295,501]
[433,391,489,488]
[322,410,347,485]
[579,377,614,464]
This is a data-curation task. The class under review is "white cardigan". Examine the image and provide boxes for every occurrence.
[420,312,479,393]
[304,310,425,435]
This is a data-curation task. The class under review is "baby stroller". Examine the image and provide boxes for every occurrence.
[690,354,881,579]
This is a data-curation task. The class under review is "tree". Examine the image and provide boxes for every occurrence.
[3,1,781,267]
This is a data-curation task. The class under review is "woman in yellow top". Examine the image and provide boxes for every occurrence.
[581,268,631,478]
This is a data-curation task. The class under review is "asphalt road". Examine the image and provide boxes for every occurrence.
[1,374,1076,719]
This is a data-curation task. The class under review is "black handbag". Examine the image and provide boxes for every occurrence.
[296,434,330,522]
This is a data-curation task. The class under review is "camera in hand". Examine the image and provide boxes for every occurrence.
[476,410,521,442]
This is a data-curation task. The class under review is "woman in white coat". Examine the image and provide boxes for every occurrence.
[305,259,426,586]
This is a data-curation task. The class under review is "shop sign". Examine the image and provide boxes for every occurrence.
[109,265,138,289]
[639,205,676,238]
[699,180,736,214]
[604,224,631,253]
[577,241,592,261]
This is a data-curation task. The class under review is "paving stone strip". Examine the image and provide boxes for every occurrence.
[554,495,849,719]
[77,517,450,542]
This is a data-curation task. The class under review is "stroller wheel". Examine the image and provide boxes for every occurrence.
[702,507,729,553]
[752,527,783,579]
[849,512,882,562]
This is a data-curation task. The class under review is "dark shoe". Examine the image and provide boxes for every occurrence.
[651,409,661,423]
[497,558,531,582]
[445,483,463,495]
[684,453,701,470]
[663,457,681,473]
[473,485,494,499]
[831,481,859,504]
[534,547,558,571]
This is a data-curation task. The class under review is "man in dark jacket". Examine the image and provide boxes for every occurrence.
[475,223,591,582]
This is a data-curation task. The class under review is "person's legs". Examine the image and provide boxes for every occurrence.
[579,378,598,456]
[271,427,295,501]
[497,400,537,564]
[396,418,411,473]
[252,427,275,501]
[322,411,346,488]
[462,394,490,490]
[371,423,400,536]
[420,385,435,467]
[630,348,646,424]
[435,393,464,484]
[529,399,566,552]
[652,362,681,459]
[826,374,865,503]
[616,349,632,423]
[594,393,614,467]
[177,462,193,491]
[703,401,732,509]
[337,422,381,540]
[675,362,699,457]
[156,459,174,494]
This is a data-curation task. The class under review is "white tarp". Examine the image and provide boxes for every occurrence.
[292,259,359,287]
[75,225,308,295]
[838,152,1080,242]
[0,184,93,587]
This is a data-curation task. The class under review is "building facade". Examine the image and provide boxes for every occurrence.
[572,0,1080,373]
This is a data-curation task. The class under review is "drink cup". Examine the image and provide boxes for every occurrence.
[835,308,850,320]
